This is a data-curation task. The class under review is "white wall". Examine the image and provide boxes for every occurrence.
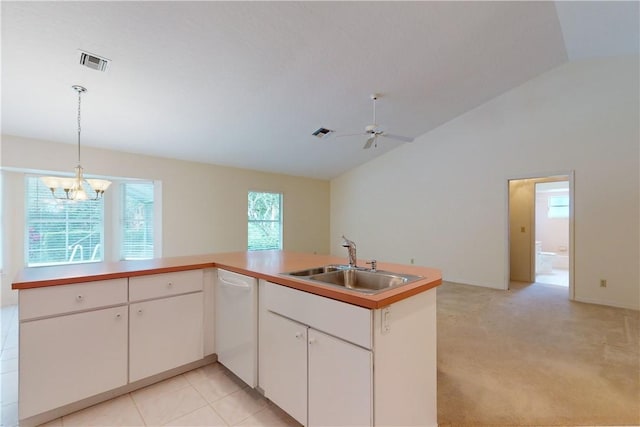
[1,136,330,305]
[331,56,639,310]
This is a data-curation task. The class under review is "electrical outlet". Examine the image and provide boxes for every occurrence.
[600,279,607,288]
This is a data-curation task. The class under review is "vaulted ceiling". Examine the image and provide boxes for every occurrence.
[2,1,638,179]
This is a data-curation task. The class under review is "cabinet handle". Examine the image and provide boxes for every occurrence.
[308,338,316,345]
[76,295,84,301]
[137,309,143,314]
[116,313,121,318]
[295,332,303,339]
[167,282,173,288]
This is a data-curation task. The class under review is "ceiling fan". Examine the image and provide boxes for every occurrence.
[335,94,415,149]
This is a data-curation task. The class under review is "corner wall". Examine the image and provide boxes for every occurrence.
[1,137,330,305]
[330,57,639,310]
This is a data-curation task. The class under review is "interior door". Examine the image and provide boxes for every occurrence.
[509,179,535,282]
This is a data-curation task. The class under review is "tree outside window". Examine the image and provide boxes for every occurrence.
[26,176,104,266]
[248,191,282,250]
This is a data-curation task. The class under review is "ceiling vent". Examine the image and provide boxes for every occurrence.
[78,50,110,72]
[312,127,334,138]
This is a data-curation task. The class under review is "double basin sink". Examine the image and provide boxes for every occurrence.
[282,264,423,295]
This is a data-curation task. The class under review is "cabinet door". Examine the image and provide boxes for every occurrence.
[308,328,372,427]
[130,292,204,382]
[19,306,128,419]
[260,311,307,425]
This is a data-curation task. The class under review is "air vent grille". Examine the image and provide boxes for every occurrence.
[312,127,334,138]
[78,50,110,72]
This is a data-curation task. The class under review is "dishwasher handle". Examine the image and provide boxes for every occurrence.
[218,276,252,290]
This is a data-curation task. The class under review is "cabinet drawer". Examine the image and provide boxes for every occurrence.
[129,269,203,301]
[264,282,372,349]
[19,279,128,321]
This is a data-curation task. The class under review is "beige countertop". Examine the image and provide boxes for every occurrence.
[12,251,442,309]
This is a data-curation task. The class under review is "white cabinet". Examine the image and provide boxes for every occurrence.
[260,281,373,426]
[19,278,128,320]
[260,311,308,425]
[129,270,204,382]
[308,328,372,426]
[18,269,211,425]
[129,269,203,301]
[19,306,128,419]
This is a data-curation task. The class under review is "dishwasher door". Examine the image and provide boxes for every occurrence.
[215,269,258,387]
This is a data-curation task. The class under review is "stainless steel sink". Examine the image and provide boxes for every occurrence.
[284,265,348,276]
[309,269,422,294]
[282,265,423,294]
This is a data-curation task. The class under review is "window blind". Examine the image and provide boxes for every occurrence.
[121,182,154,260]
[26,176,104,266]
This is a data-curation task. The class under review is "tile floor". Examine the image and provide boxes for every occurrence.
[0,305,300,427]
[535,267,569,287]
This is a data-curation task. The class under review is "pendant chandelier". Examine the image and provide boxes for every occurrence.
[41,85,111,200]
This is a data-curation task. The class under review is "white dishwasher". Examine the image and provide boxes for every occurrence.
[215,269,258,387]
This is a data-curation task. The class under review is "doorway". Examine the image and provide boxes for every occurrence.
[507,173,573,297]
[534,181,570,286]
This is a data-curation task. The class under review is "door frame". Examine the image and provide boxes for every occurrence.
[505,171,575,300]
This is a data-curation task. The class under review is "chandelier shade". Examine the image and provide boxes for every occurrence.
[41,85,111,200]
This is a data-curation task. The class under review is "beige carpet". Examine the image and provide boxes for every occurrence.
[436,281,639,426]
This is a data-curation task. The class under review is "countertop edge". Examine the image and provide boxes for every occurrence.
[12,252,442,309]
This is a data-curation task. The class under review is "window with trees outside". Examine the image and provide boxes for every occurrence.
[248,191,282,251]
[26,176,157,267]
[121,182,155,260]
[26,176,104,266]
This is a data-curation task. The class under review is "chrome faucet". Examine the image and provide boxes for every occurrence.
[341,235,357,268]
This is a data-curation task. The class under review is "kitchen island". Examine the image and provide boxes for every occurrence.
[13,251,441,426]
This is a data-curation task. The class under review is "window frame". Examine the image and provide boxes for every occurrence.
[120,180,156,261]
[548,195,570,219]
[24,174,162,267]
[247,191,283,251]
[24,174,106,267]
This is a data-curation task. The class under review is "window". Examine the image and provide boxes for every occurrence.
[121,182,155,260]
[26,176,104,266]
[248,191,282,250]
[548,195,569,219]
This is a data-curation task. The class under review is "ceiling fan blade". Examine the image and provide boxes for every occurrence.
[381,132,414,143]
[363,136,375,149]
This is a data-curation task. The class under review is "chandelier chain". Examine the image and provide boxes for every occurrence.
[77,87,82,165]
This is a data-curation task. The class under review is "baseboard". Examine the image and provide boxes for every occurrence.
[574,296,639,311]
